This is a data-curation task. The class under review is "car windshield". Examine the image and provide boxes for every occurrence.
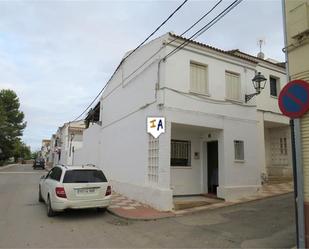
[63,170,107,183]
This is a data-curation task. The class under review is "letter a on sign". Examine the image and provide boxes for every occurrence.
[147,117,165,138]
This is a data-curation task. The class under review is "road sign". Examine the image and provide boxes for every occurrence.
[279,79,309,118]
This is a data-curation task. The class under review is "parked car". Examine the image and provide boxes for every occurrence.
[39,164,111,217]
[33,158,45,169]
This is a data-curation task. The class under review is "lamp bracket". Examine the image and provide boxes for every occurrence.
[245,92,259,103]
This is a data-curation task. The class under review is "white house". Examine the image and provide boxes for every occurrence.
[49,120,85,167]
[229,50,292,182]
[40,139,51,163]
[75,33,291,211]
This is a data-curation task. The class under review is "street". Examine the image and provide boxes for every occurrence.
[0,164,296,248]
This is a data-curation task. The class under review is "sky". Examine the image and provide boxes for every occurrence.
[0,0,285,151]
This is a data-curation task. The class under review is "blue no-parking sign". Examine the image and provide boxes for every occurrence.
[279,80,309,118]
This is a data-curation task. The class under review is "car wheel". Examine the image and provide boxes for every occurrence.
[38,187,44,203]
[47,195,56,217]
[97,207,107,213]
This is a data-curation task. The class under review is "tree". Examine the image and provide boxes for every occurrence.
[31,150,40,160]
[13,139,31,161]
[0,89,26,162]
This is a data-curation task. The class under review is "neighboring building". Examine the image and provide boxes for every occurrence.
[75,33,290,211]
[229,50,292,182]
[284,0,309,247]
[48,134,58,167]
[49,120,85,167]
[40,139,51,162]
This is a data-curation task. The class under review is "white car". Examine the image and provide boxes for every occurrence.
[39,164,111,217]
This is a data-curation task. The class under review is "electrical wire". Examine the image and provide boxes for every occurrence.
[121,0,224,83]
[122,0,189,62]
[163,0,243,60]
[72,0,189,121]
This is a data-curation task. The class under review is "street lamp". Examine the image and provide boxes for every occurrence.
[245,72,267,103]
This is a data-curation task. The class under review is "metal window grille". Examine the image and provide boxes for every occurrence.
[171,140,191,166]
[148,135,159,183]
[234,140,244,160]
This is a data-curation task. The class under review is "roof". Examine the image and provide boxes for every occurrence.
[168,33,286,70]
[227,49,286,69]
[168,33,258,64]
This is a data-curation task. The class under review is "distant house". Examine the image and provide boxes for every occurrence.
[40,139,51,162]
[75,33,291,211]
[49,120,85,167]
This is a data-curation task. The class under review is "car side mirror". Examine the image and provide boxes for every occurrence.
[41,175,46,179]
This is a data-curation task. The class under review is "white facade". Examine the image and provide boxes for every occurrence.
[49,120,85,167]
[75,33,290,210]
[40,139,51,162]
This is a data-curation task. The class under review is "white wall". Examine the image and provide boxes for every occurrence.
[170,125,205,195]
[74,123,100,166]
[165,108,260,201]
[163,41,257,104]
[256,63,286,113]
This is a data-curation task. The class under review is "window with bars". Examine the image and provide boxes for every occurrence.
[270,76,280,97]
[234,140,244,161]
[171,140,191,166]
[280,137,288,155]
[190,62,208,95]
[226,71,241,101]
[148,135,159,183]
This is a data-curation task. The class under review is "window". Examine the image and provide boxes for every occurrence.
[226,71,241,101]
[171,140,191,166]
[190,62,208,95]
[48,167,62,181]
[280,137,288,155]
[270,76,280,97]
[63,170,107,183]
[234,140,244,161]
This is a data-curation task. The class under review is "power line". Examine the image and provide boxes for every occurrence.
[72,0,189,121]
[121,0,224,83]
[122,0,189,62]
[163,0,243,60]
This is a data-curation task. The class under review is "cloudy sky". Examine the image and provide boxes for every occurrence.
[0,0,285,150]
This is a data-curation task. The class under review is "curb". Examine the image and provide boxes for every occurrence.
[173,191,293,217]
[0,164,19,170]
[107,208,175,221]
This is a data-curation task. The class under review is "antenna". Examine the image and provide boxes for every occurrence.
[257,38,266,59]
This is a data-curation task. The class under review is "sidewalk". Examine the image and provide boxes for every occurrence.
[108,182,293,220]
[107,193,175,220]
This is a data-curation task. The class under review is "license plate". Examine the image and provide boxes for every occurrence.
[77,188,95,194]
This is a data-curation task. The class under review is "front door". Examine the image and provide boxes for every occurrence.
[207,141,218,195]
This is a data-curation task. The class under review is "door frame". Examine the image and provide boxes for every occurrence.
[202,140,219,194]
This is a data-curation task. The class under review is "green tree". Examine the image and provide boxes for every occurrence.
[13,139,31,161]
[31,150,40,160]
[0,89,26,162]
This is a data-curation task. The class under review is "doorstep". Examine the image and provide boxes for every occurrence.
[107,192,175,220]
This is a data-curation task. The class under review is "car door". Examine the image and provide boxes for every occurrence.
[42,168,56,200]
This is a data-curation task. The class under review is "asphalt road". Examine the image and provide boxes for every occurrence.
[0,164,296,248]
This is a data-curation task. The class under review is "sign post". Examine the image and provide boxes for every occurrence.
[279,79,309,248]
